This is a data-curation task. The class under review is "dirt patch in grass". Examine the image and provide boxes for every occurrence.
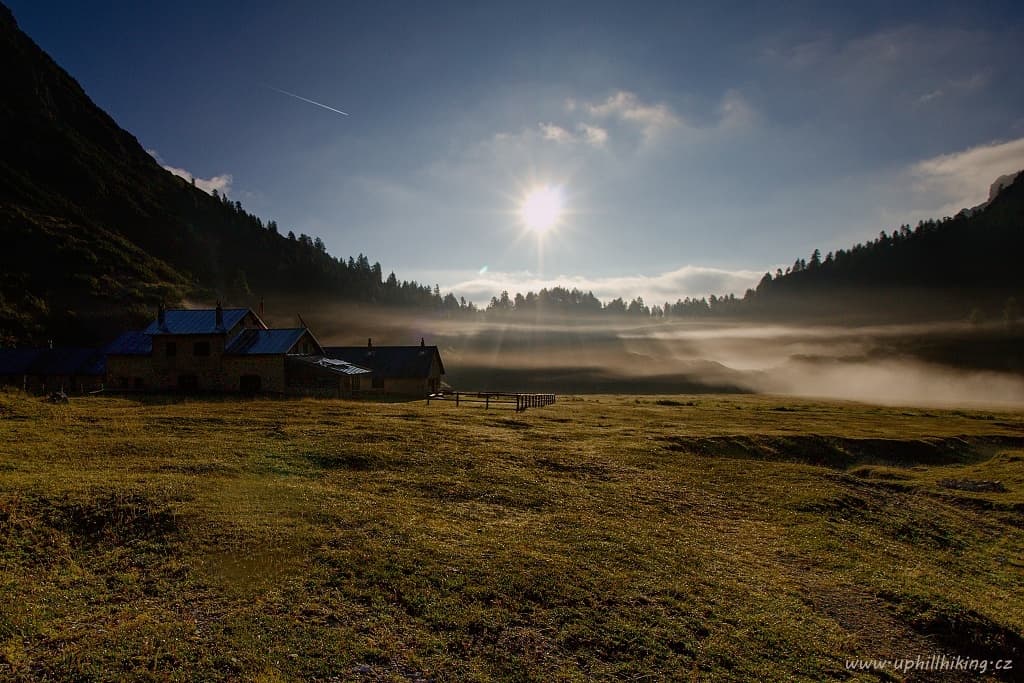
[879,591,1024,677]
[804,585,1023,682]
[202,542,308,593]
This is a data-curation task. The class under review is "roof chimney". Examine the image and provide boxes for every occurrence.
[157,302,166,328]
[258,296,265,317]
[215,300,224,328]
[367,337,372,348]
[420,337,425,347]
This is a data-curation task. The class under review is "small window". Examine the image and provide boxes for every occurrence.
[166,342,177,357]
[178,374,199,392]
[193,341,210,357]
[133,377,145,390]
[372,374,384,389]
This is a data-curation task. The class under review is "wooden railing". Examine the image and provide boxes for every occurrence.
[427,391,556,412]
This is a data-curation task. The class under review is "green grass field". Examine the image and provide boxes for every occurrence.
[1,389,1023,681]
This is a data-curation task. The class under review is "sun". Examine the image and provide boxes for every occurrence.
[519,185,564,233]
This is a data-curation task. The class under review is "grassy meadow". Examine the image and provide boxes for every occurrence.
[1,388,1023,681]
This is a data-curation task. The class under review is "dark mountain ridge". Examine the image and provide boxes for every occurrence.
[0,2,453,345]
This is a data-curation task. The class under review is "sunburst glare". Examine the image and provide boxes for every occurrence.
[519,185,564,234]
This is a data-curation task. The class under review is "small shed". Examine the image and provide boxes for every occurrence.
[323,339,445,396]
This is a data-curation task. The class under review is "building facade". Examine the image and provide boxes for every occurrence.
[104,304,368,396]
[103,305,445,397]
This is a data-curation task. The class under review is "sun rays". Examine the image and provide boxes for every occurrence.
[519,185,564,234]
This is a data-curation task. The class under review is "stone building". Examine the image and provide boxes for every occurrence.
[103,305,446,397]
[104,304,369,396]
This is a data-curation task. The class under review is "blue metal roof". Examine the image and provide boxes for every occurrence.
[143,308,252,335]
[103,331,152,355]
[225,328,314,355]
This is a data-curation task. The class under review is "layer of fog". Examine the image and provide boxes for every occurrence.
[261,300,1024,408]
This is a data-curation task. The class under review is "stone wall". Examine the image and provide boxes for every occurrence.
[149,334,228,390]
[223,356,285,393]
[106,355,156,390]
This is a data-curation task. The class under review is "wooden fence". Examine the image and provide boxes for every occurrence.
[427,391,556,412]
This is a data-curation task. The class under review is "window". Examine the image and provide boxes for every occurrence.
[352,376,361,392]
[178,374,199,392]
[133,377,145,391]
[372,374,384,389]
[165,342,176,357]
[193,341,210,356]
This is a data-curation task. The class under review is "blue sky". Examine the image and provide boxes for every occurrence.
[10,1,1024,305]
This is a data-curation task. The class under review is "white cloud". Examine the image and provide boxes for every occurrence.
[578,123,609,147]
[429,264,765,307]
[537,121,609,147]
[147,150,233,195]
[585,90,682,139]
[910,137,1024,215]
[539,123,575,144]
[517,89,750,154]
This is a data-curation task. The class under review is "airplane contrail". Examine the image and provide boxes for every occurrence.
[263,84,349,117]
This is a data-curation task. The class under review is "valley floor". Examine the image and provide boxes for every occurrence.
[0,390,1022,681]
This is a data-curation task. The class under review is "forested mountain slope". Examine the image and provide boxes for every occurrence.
[0,3,447,345]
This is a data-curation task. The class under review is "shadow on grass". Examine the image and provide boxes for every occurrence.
[658,434,1024,469]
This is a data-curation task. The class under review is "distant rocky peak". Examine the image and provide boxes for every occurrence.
[989,171,1022,203]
